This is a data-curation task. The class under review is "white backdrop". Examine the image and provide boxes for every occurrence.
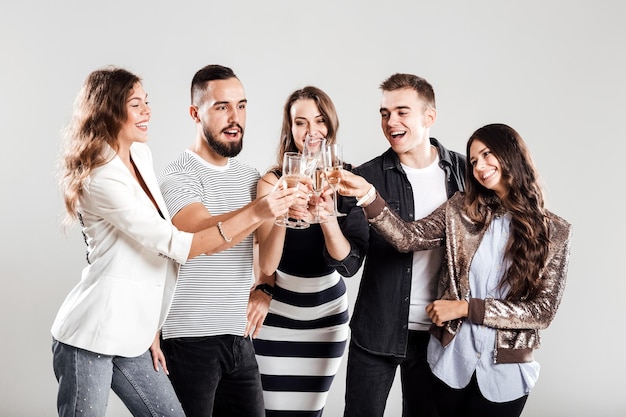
[1,1,624,416]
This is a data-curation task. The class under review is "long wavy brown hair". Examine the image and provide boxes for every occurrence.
[58,67,141,231]
[464,123,550,300]
[271,86,339,173]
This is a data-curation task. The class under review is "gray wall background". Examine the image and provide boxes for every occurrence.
[1,1,624,415]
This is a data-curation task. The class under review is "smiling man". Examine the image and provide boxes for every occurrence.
[157,64,268,417]
[333,73,467,417]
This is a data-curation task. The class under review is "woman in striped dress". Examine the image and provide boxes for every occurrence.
[253,86,367,416]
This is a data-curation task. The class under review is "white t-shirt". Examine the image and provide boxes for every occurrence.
[401,155,447,331]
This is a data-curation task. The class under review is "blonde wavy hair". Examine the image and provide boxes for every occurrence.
[58,67,141,231]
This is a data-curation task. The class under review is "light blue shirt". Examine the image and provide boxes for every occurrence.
[427,213,540,402]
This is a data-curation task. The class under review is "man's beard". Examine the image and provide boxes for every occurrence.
[203,125,244,158]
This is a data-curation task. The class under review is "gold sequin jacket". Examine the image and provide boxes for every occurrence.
[363,192,572,364]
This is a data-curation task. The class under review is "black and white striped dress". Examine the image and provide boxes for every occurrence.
[254,225,349,416]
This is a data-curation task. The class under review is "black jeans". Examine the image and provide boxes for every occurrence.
[344,331,437,417]
[433,371,528,417]
[161,335,264,417]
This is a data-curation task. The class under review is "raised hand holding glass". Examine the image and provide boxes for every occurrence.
[274,152,309,228]
[304,136,327,224]
[322,143,346,217]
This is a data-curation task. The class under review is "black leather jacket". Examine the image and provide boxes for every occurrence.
[327,138,466,357]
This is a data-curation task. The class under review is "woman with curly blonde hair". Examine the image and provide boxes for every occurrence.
[51,67,293,417]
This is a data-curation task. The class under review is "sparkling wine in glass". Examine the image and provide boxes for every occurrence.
[303,136,327,224]
[308,166,328,224]
[322,143,346,217]
[275,152,308,228]
[303,135,326,175]
[274,152,302,227]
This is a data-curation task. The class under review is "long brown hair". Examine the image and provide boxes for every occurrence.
[58,67,141,230]
[464,123,550,300]
[272,86,339,172]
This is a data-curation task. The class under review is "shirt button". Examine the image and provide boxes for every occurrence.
[476,353,481,359]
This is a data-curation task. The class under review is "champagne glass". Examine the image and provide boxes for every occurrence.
[274,152,309,229]
[322,143,346,217]
[303,135,326,175]
[303,136,327,224]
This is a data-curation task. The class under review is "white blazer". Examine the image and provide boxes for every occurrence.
[51,143,194,357]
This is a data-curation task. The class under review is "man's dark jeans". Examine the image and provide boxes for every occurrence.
[344,331,437,417]
[162,335,264,417]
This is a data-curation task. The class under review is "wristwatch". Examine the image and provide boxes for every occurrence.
[255,283,274,298]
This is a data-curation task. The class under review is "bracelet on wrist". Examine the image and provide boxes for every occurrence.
[216,221,232,243]
[255,283,274,298]
[356,185,376,207]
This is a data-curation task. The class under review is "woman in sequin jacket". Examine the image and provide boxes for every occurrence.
[338,123,572,417]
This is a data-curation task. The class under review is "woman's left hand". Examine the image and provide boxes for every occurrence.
[306,188,333,222]
[425,300,469,327]
[149,331,169,374]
